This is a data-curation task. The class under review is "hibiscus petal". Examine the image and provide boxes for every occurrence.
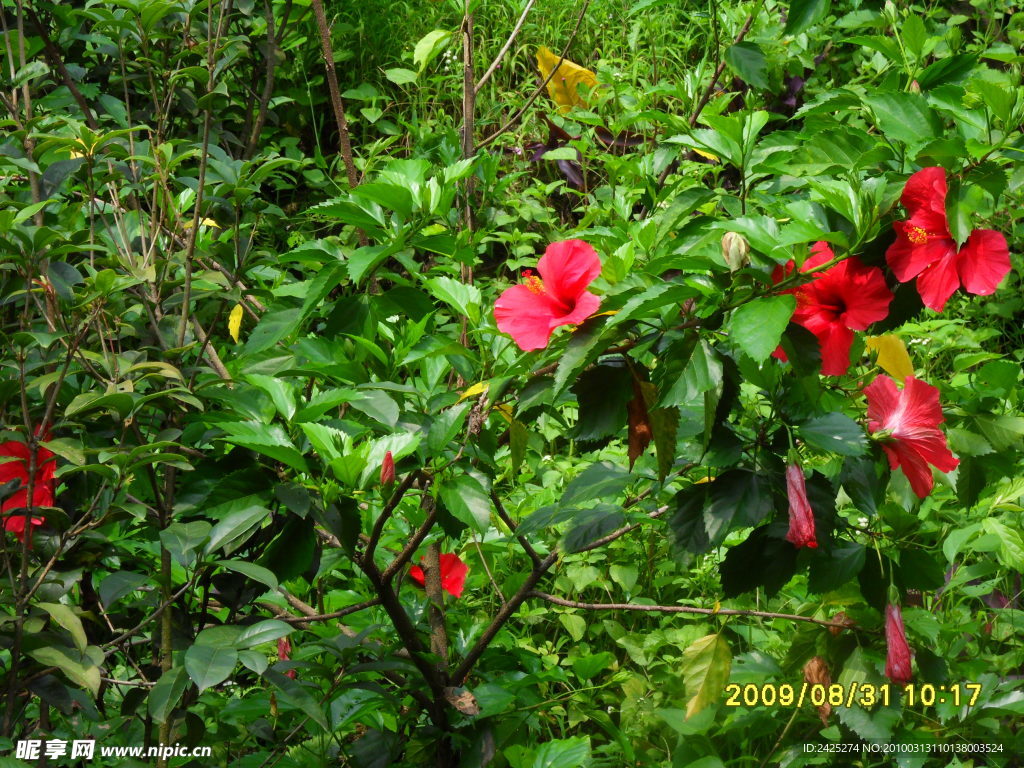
[800,314,853,376]
[901,167,947,222]
[864,375,902,432]
[801,241,835,272]
[914,254,962,312]
[889,440,935,497]
[536,240,602,306]
[550,290,601,331]
[957,229,1011,296]
[494,284,558,351]
[837,259,893,330]
[438,553,469,599]
[886,223,956,283]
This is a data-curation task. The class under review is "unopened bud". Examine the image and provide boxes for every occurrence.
[721,232,750,272]
[909,80,920,94]
[380,451,395,486]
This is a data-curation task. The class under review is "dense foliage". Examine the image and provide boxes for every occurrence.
[2,0,1023,766]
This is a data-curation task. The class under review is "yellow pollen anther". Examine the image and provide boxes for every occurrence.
[522,270,545,295]
[907,226,928,245]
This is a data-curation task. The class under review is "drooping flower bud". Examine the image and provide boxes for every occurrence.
[380,451,395,487]
[784,462,817,549]
[884,603,913,684]
[277,637,296,679]
[721,232,750,272]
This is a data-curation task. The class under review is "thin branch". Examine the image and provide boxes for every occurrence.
[474,0,537,94]
[309,0,359,189]
[490,490,541,567]
[361,471,423,567]
[273,596,381,625]
[527,592,872,631]
[476,0,592,150]
[572,505,669,554]
[451,552,558,686]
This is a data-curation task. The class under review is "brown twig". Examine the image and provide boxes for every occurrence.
[310,0,359,189]
[476,0,592,150]
[474,0,537,93]
[527,592,871,632]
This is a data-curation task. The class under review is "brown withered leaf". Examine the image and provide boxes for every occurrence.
[827,611,856,636]
[803,656,832,725]
[444,686,480,716]
[626,379,653,469]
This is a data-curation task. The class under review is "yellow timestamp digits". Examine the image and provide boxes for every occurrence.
[723,683,984,709]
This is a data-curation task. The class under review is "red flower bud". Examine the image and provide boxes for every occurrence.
[277,637,296,679]
[884,603,913,684]
[784,462,817,549]
[380,451,395,486]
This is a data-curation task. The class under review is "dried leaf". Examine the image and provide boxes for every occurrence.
[536,46,597,113]
[866,335,914,382]
[803,655,832,725]
[627,379,653,469]
[827,610,856,637]
[228,303,244,343]
[444,686,480,715]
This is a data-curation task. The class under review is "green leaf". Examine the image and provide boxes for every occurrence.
[863,92,941,149]
[244,374,297,421]
[650,404,680,481]
[236,619,293,649]
[205,504,271,555]
[680,634,732,718]
[385,68,418,85]
[799,413,868,456]
[532,736,591,768]
[719,527,798,597]
[982,519,1024,572]
[784,0,831,35]
[244,306,302,354]
[808,543,866,593]
[425,276,482,324]
[148,667,189,724]
[562,504,626,553]
[724,43,768,90]
[413,30,451,72]
[28,646,102,696]
[184,644,238,693]
[218,421,310,473]
[264,669,328,730]
[350,389,400,428]
[561,462,631,506]
[558,613,587,642]
[438,474,491,533]
[840,455,886,515]
[730,295,795,362]
[215,559,278,591]
[98,571,149,607]
[160,521,212,567]
[36,603,88,653]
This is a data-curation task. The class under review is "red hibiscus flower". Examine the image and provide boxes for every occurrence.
[884,603,913,684]
[409,553,469,599]
[863,375,958,498]
[784,462,817,549]
[493,239,602,351]
[0,433,56,541]
[773,242,893,376]
[886,166,1011,312]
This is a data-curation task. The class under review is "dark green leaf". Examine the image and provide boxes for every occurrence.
[799,413,867,456]
[725,43,768,90]
[730,295,796,362]
[784,0,831,35]
[561,461,631,506]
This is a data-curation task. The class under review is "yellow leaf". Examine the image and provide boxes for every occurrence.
[536,46,597,113]
[458,381,488,402]
[693,148,719,162]
[228,303,244,343]
[493,403,513,423]
[866,335,913,382]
